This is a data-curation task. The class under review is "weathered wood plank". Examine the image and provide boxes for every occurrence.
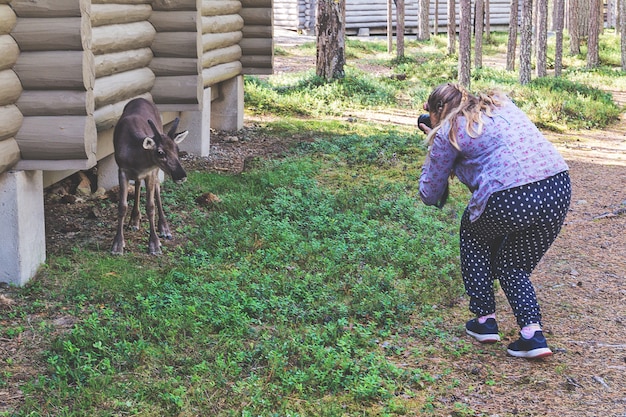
[152,0,197,11]
[0,138,20,173]
[152,32,200,58]
[202,31,243,52]
[16,115,96,160]
[0,105,22,141]
[202,45,242,68]
[0,35,19,70]
[92,21,156,55]
[94,67,155,108]
[0,4,16,33]
[151,75,203,104]
[239,8,272,25]
[202,0,241,16]
[150,57,200,76]
[201,14,244,33]
[202,61,242,87]
[91,4,152,27]
[15,51,95,90]
[10,0,90,18]
[95,48,153,78]
[12,17,91,52]
[0,70,22,107]
[17,90,95,116]
[150,10,198,32]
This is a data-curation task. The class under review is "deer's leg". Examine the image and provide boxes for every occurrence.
[144,174,162,255]
[129,179,142,231]
[111,170,129,255]
[154,181,172,239]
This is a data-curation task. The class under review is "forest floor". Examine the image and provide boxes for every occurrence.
[2,30,625,416]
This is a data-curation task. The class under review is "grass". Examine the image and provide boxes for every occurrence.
[2,30,624,416]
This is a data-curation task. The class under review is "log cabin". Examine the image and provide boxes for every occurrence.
[0,0,272,286]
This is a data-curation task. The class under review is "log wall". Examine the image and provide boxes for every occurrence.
[0,0,271,175]
[275,0,514,34]
[0,1,20,172]
[11,0,96,166]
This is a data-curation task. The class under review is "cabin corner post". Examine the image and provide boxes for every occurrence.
[210,75,244,131]
[0,169,45,287]
[179,87,212,157]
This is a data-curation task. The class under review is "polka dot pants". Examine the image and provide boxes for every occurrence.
[460,171,571,328]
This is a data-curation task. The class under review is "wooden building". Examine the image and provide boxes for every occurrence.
[274,0,514,35]
[0,0,273,286]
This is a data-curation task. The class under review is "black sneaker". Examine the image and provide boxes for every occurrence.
[465,318,501,343]
[507,331,553,359]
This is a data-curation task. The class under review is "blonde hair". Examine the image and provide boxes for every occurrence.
[425,83,505,150]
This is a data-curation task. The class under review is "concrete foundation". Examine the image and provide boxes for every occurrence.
[0,170,46,286]
[211,76,244,131]
[180,87,212,157]
[97,153,119,191]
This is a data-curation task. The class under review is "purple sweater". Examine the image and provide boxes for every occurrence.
[419,99,569,222]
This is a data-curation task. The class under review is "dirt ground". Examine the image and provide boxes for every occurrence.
[2,31,626,416]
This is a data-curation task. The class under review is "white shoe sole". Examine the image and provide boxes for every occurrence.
[507,347,553,358]
[466,329,501,343]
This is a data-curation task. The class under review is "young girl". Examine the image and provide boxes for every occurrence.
[418,83,571,359]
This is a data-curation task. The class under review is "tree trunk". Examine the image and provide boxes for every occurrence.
[569,0,581,54]
[396,0,405,59]
[485,0,491,39]
[387,0,393,52]
[519,0,533,84]
[447,0,456,55]
[506,0,519,71]
[621,0,626,70]
[474,0,484,69]
[418,0,430,40]
[459,0,471,86]
[316,0,346,81]
[587,0,601,68]
[434,0,439,35]
[536,0,547,77]
[554,0,565,76]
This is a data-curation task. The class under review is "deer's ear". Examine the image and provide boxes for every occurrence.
[143,137,156,150]
[174,130,188,144]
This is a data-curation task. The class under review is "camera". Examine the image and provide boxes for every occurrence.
[417,114,432,133]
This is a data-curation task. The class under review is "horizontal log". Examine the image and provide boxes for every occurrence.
[239,38,273,55]
[0,35,19,71]
[202,61,242,87]
[202,31,243,52]
[240,55,273,68]
[94,92,152,131]
[92,0,152,4]
[152,0,197,11]
[0,105,23,141]
[16,115,97,160]
[150,57,200,76]
[0,4,16,34]
[151,75,202,105]
[10,0,90,18]
[202,1,241,17]
[241,0,272,7]
[95,47,153,78]
[239,8,272,25]
[91,4,152,27]
[152,32,200,58]
[202,45,242,69]
[17,90,95,116]
[0,70,22,106]
[242,66,273,76]
[15,51,95,90]
[92,21,156,55]
[151,11,197,32]
[0,138,20,174]
[12,17,91,52]
[94,68,155,108]
[242,25,273,38]
[201,14,244,34]
[16,156,97,172]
